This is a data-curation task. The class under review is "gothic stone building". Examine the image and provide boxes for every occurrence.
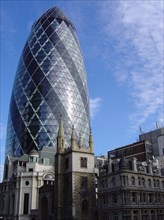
[53,117,96,220]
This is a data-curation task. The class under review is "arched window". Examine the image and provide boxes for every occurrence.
[123,176,126,185]
[148,179,151,187]
[138,177,141,186]
[142,178,145,186]
[162,181,164,188]
[82,200,88,212]
[156,180,160,187]
[154,179,156,187]
[131,177,135,185]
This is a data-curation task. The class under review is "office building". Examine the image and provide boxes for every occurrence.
[0,7,95,220]
[5,7,90,157]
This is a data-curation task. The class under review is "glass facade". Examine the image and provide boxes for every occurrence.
[6,7,90,157]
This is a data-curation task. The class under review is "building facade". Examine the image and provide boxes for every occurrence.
[6,7,90,157]
[97,157,164,220]
[108,140,152,161]
[139,127,164,157]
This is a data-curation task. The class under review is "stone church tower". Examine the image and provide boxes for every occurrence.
[54,116,96,220]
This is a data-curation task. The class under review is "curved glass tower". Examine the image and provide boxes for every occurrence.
[6,7,90,157]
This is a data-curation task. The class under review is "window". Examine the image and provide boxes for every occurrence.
[82,200,88,212]
[148,179,151,187]
[114,213,118,220]
[143,193,146,203]
[133,211,138,220]
[123,191,128,204]
[112,193,117,204]
[81,176,88,189]
[132,192,137,203]
[157,180,160,187]
[149,194,153,203]
[123,211,131,220]
[138,177,141,186]
[114,163,119,171]
[142,178,145,186]
[29,168,33,172]
[25,181,29,186]
[131,177,135,185]
[123,176,126,185]
[80,157,87,168]
[162,181,164,188]
[23,193,29,214]
[65,158,69,170]
[163,149,164,155]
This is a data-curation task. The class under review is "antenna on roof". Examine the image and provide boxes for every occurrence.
[156,122,159,129]
[139,126,143,134]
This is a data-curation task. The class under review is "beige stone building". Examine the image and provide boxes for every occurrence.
[0,148,55,220]
[97,156,164,220]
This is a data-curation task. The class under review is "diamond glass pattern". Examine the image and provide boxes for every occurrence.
[6,7,90,157]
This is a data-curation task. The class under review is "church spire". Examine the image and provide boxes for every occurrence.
[89,128,94,153]
[78,133,82,148]
[58,114,64,137]
[57,114,65,153]
[71,125,76,150]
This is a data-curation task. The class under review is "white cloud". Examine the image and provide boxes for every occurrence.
[90,97,102,118]
[99,1,164,130]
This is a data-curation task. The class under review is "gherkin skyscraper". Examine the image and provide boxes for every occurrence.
[6,7,90,157]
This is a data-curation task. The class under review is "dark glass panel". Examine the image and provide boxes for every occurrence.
[31,99,41,110]
[49,32,60,46]
[30,36,37,47]
[31,90,42,101]
[27,59,38,74]
[35,49,46,63]
[41,20,50,29]
[55,40,66,54]
[41,58,51,73]
[28,125,40,137]
[35,28,43,39]
[24,50,33,66]
[38,78,51,97]
[32,67,45,85]
[38,34,48,45]
[24,80,36,97]
[56,17,63,24]
[45,26,54,37]
[32,42,40,55]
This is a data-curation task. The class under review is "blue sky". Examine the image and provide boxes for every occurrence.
[0,0,164,180]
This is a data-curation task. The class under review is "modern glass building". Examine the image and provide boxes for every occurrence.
[6,7,90,157]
